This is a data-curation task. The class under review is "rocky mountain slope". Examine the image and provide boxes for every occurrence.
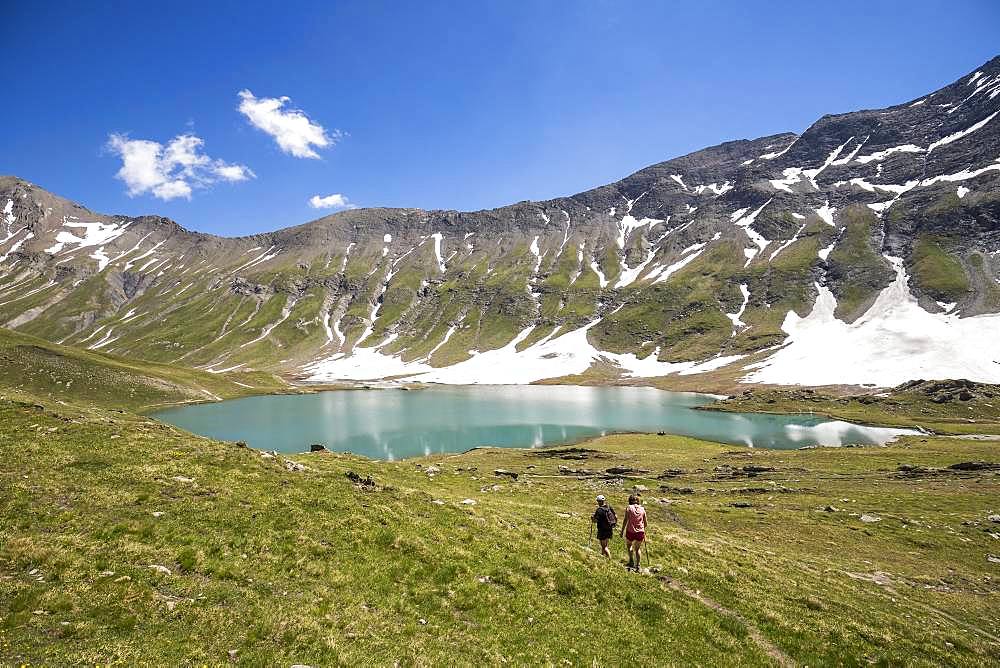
[2,57,1000,386]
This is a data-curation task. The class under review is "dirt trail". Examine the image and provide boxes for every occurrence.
[655,574,795,667]
[579,529,795,666]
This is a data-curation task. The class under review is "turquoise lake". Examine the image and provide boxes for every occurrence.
[150,385,915,459]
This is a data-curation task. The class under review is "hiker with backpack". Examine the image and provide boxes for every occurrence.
[621,494,647,572]
[590,494,616,558]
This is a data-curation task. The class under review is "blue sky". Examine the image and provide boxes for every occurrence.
[3,1,998,236]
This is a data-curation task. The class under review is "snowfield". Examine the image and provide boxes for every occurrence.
[304,320,747,385]
[745,257,1000,386]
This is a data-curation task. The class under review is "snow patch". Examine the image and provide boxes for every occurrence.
[732,199,772,264]
[529,235,542,274]
[815,201,835,226]
[927,110,999,153]
[46,219,130,255]
[759,137,798,160]
[855,144,924,164]
[726,284,750,335]
[431,232,446,272]
[615,247,657,288]
[589,257,608,288]
[90,247,111,272]
[650,247,705,284]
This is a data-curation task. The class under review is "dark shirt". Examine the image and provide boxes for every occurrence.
[592,506,614,532]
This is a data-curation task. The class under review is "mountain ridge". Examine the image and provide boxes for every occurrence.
[2,55,999,387]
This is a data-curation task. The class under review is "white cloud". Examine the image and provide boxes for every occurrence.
[106,133,254,201]
[238,89,339,159]
[309,193,355,210]
[214,164,255,182]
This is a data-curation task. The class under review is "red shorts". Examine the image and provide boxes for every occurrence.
[626,529,645,542]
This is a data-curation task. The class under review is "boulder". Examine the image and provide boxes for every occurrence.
[606,466,651,475]
[948,461,1000,471]
[345,470,376,488]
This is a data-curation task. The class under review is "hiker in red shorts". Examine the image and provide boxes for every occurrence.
[620,494,647,571]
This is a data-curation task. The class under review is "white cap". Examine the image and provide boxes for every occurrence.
[596,494,606,502]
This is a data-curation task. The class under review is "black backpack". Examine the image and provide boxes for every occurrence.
[603,506,618,528]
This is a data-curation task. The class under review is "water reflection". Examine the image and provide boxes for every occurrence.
[151,385,917,459]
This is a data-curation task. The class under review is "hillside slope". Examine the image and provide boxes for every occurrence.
[2,57,999,387]
[0,327,284,411]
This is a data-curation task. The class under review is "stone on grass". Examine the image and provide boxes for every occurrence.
[860,514,882,523]
[460,498,476,505]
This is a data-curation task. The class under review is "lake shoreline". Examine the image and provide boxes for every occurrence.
[151,385,917,458]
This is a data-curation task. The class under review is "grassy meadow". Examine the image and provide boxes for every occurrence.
[0,329,998,665]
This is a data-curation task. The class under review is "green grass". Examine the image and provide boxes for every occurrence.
[711,381,1000,435]
[911,236,970,302]
[0,327,286,411]
[826,207,895,322]
[2,384,998,664]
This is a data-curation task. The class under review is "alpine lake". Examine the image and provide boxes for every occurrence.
[151,385,917,459]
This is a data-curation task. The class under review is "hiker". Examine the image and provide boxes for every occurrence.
[621,494,647,571]
[590,494,616,558]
